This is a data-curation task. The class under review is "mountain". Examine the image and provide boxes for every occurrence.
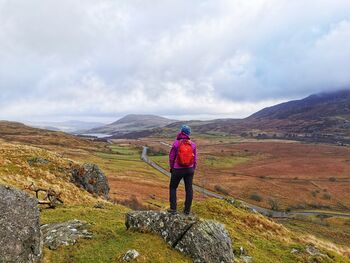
[85,114,177,135]
[249,89,350,120]
[111,90,350,143]
[26,120,105,133]
[244,89,350,135]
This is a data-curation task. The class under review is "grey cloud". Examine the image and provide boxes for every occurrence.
[0,0,350,121]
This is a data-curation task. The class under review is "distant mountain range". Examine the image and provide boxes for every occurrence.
[84,114,177,135]
[5,89,350,144]
[26,120,105,133]
[106,90,350,143]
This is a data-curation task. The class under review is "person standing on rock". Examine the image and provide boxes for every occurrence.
[168,125,197,215]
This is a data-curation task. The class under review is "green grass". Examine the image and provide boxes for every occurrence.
[150,155,169,168]
[204,155,250,168]
[85,144,169,183]
[94,145,141,162]
[41,205,191,263]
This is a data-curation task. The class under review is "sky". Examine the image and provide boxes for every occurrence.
[1,0,350,123]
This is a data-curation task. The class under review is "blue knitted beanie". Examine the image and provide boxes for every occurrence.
[181,125,191,135]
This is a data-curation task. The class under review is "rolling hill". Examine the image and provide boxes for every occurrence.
[115,90,350,143]
[85,114,177,135]
[0,120,98,149]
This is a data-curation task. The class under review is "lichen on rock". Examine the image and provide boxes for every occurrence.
[41,219,92,250]
[71,163,109,199]
[125,211,234,263]
[0,185,42,263]
[123,249,140,262]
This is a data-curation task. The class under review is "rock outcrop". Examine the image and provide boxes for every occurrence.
[41,219,92,250]
[123,249,140,262]
[0,185,42,263]
[71,163,109,199]
[125,211,234,263]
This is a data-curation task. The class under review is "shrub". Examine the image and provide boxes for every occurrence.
[311,190,318,197]
[214,185,229,195]
[321,193,331,200]
[250,193,263,202]
[268,198,280,211]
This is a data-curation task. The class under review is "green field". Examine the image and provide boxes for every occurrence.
[41,199,350,263]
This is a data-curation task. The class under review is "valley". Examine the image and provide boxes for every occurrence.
[142,136,350,212]
[1,107,350,262]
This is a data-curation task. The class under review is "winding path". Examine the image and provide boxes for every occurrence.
[141,146,350,219]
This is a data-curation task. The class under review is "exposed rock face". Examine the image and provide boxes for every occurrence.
[41,219,92,250]
[71,163,109,199]
[0,185,42,263]
[125,211,234,263]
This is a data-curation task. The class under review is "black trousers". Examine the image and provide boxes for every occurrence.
[169,168,194,213]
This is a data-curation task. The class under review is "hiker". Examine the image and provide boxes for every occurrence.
[168,125,197,215]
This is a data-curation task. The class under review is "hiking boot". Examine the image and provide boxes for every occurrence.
[167,209,177,215]
[183,210,191,216]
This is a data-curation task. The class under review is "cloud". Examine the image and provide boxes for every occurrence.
[0,0,350,121]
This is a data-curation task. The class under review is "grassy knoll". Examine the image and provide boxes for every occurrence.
[41,205,191,263]
[40,199,350,263]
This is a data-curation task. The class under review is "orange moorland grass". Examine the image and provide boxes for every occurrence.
[144,137,350,211]
[0,139,103,205]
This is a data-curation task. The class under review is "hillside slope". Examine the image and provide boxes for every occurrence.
[0,140,99,205]
[249,90,350,120]
[86,114,176,135]
[1,138,349,261]
[0,121,95,148]
[246,89,350,135]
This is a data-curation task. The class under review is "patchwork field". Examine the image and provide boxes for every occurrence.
[142,137,350,212]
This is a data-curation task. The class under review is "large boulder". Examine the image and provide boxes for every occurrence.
[41,219,92,250]
[0,185,42,263]
[125,211,234,263]
[176,220,234,263]
[71,163,109,199]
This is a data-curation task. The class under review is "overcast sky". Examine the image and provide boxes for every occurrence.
[1,0,350,122]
